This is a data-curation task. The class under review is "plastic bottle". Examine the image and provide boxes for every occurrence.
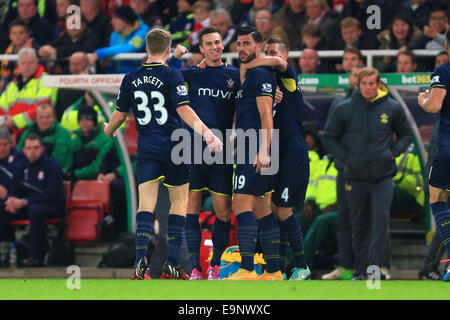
[9,243,17,269]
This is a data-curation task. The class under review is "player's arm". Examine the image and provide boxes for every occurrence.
[176,105,223,152]
[255,96,273,173]
[104,110,128,138]
[418,87,446,113]
[241,56,287,73]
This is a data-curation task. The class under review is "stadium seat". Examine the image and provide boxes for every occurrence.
[65,180,110,245]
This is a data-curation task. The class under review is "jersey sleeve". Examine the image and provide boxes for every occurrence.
[252,68,277,98]
[278,64,298,93]
[116,74,131,113]
[169,68,190,108]
[430,65,448,90]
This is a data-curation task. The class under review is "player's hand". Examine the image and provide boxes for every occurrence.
[197,59,206,69]
[275,86,283,104]
[88,52,98,67]
[174,45,188,59]
[418,89,430,106]
[253,150,270,173]
[205,133,223,153]
[103,122,117,138]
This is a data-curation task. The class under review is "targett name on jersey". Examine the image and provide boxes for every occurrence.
[131,76,164,88]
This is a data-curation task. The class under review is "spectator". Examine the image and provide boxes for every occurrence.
[102,0,131,17]
[299,23,328,50]
[401,0,434,30]
[305,0,340,48]
[129,0,163,29]
[396,50,418,73]
[435,50,449,67]
[188,1,212,48]
[155,0,178,26]
[54,52,89,121]
[303,121,326,159]
[80,0,113,48]
[0,47,57,134]
[341,0,393,47]
[14,0,53,48]
[16,102,73,173]
[89,5,150,74]
[298,48,321,74]
[332,17,380,50]
[300,155,339,272]
[255,9,289,49]
[54,0,78,38]
[375,13,423,72]
[406,5,449,51]
[210,8,237,53]
[68,106,114,181]
[0,18,34,92]
[164,0,196,48]
[322,67,412,280]
[336,46,364,74]
[38,13,101,72]
[4,133,65,267]
[0,127,25,242]
[97,146,128,239]
[274,0,308,50]
[245,0,276,26]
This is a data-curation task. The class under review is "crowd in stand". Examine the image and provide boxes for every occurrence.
[0,0,448,274]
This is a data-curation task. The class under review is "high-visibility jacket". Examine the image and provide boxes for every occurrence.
[305,150,321,200]
[315,156,338,210]
[0,64,57,131]
[394,144,425,207]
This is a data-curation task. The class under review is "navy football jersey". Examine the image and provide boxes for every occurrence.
[178,63,240,134]
[116,62,190,161]
[273,64,308,154]
[235,66,277,131]
[430,62,450,157]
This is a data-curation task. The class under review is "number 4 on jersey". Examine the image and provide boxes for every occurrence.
[134,90,168,125]
[281,187,289,202]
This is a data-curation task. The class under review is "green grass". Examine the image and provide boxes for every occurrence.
[0,279,448,300]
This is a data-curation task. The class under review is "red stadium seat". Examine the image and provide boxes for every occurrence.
[65,180,110,245]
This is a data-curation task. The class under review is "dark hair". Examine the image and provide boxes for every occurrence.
[302,23,321,38]
[343,46,363,61]
[397,49,417,64]
[24,132,42,145]
[199,26,222,45]
[237,26,262,43]
[388,13,414,48]
[266,37,289,52]
[9,18,29,33]
[437,50,449,57]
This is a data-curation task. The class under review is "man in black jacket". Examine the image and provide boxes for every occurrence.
[4,133,65,267]
[322,67,412,280]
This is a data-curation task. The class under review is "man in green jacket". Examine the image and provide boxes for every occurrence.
[17,102,72,173]
[68,106,114,181]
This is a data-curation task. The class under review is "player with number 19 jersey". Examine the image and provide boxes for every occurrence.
[116,62,190,186]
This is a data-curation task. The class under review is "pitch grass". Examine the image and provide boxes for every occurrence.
[0,279,448,300]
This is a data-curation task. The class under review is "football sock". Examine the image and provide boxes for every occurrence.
[210,216,231,267]
[167,214,186,266]
[431,201,450,255]
[185,213,202,271]
[236,211,258,271]
[279,214,307,269]
[257,213,281,273]
[278,220,289,274]
[135,211,154,264]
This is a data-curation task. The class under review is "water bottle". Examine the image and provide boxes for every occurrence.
[9,243,17,269]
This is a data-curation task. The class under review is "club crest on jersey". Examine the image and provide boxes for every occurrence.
[262,83,272,93]
[176,85,188,96]
[38,171,44,180]
[227,78,234,88]
[380,113,389,124]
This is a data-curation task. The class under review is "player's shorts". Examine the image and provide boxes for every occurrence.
[137,159,189,187]
[189,163,233,196]
[273,150,310,207]
[233,163,274,197]
[429,156,450,191]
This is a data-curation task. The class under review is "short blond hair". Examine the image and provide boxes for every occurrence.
[145,28,172,55]
[193,0,211,12]
[340,17,360,29]
[358,67,380,83]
